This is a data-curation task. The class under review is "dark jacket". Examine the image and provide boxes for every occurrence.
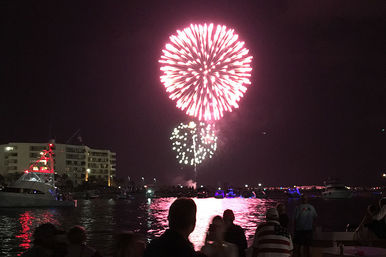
[224,223,247,257]
[279,213,290,228]
[144,229,206,257]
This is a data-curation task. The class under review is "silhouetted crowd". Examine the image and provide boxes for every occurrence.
[21,222,145,257]
[21,196,386,257]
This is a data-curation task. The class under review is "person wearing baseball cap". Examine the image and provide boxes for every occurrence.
[251,208,293,257]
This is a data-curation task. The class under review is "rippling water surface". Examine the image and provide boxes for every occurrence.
[0,196,377,256]
[0,198,275,256]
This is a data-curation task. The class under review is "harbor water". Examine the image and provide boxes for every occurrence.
[0,195,381,256]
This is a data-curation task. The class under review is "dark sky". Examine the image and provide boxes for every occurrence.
[1,1,385,186]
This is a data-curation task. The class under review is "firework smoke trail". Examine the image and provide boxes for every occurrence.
[160,24,253,121]
[170,121,217,167]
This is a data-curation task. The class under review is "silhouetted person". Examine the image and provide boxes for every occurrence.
[223,209,247,257]
[354,204,380,243]
[21,223,67,257]
[114,231,145,257]
[144,197,205,257]
[201,215,238,257]
[293,196,317,257]
[276,203,289,228]
[66,225,102,257]
[368,197,386,239]
[252,208,293,257]
[373,197,386,221]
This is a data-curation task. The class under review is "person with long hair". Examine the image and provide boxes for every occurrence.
[201,215,238,257]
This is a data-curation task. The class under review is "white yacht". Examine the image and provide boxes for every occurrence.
[0,143,75,207]
[0,176,75,207]
[322,181,352,199]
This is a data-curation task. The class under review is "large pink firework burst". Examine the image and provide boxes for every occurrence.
[159,23,253,121]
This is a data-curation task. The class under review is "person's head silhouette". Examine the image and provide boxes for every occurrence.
[223,209,235,225]
[168,198,197,238]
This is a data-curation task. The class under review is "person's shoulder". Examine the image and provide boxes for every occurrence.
[146,237,163,251]
[255,222,265,230]
[223,242,239,256]
[201,244,214,256]
[195,252,208,257]
[255,221,274,232]
[309,204,317,212]
[144,238,162,257]
[144,234,183,257]
[224,241,238,249]
[257,221,270,227]
[233,224,244,231]
[84,245,101,257]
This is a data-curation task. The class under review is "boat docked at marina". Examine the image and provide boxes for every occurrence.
[0,143,75,207]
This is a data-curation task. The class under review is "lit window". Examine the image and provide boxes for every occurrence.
[5,146,14,151]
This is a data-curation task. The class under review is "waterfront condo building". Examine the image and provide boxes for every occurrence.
[0,142,116,186]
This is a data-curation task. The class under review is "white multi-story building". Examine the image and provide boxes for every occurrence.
[0,142,116,186]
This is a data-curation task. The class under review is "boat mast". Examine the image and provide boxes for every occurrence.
[17,143,56,187]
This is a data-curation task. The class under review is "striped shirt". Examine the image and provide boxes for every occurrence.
[252,220,293,257]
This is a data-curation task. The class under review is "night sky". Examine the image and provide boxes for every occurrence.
[1,1,385,186]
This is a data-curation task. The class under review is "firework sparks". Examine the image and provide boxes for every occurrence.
[170,121,217,166]
[160,23,253,121]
